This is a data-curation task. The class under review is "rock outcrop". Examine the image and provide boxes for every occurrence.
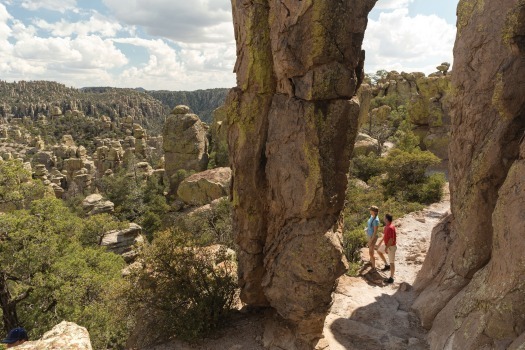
[413,1,525,349]
[15,321,92,350]
[360,71,451,161]
[82,194,114,216]
[101,223,144,262]
[177,167,231,206]
[227,0,374,347]
[163,105,209,195]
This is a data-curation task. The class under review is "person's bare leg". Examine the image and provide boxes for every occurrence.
[368,238,377,269]
[390,263,395,279]
[377,251,387,265]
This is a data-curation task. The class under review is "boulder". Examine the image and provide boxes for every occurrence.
[101,223,144,262]
[82,194,114,216]
[177,167,231,206]
[15,321,92,350]
[353,133,378,156]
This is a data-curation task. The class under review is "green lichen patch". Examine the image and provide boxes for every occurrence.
[457,0,485,35]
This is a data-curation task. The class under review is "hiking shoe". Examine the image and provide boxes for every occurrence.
[384,277,394,284]
[381,265,390,271]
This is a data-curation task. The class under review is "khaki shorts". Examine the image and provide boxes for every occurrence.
[386,245,397,264]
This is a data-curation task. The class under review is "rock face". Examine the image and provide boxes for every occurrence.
[177,167,231,206]
[16,321,92,350]
[353,132,378,156]
[361,71,451,161]
[412,1,525,349]
[163,106,209,194]
[82,194,115,216]
[226,0,374,347]
[101,223,144,263]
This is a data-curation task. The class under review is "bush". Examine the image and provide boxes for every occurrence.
[350,153,383,182]
[342,228,368,267]
[405,173,446,204]
[126,229,237,346]
[381,148,441,198]
[168,197,234,249]
[0,198,129,349]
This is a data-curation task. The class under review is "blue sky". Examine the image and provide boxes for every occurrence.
[0,0,458,90]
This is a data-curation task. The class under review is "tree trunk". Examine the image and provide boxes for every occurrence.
[0,273,19,333]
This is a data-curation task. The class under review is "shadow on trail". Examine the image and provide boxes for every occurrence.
[329,282,429,350]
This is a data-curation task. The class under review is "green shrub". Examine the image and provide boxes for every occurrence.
[126,229,237,346]
[342,227,368,266]
[0,197,129,349]
[168,197,234,249]
[350,153,383,182]
[405,173,446,204]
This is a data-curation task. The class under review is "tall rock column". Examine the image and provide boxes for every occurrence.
[413,1,525,349]
[227,0,375,347]
[163,105,209,195]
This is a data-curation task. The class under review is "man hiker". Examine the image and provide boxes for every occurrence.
[377,213,397,284]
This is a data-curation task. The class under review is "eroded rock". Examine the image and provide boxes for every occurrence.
[177,167,231,206]
[15,321,92,350]
[227,0,375,347]
[413,1,525,348]
[163,106,209,194]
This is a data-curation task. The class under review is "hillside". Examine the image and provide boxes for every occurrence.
[0,81,230,133]
[146,88,229,123]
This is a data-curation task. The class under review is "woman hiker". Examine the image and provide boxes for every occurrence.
[366,205,380,270]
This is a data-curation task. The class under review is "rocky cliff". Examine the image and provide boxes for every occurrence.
[413,1,525,349]
[226,0,375,348]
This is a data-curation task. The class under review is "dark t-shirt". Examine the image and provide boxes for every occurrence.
[383,224,397,246]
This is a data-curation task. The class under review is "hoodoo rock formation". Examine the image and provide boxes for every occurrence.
[226,0,375,348]
[163,105,209,195]
[413,0,525,349]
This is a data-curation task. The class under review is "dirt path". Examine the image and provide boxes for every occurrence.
[322,194,450,350]
[150,194,450,350]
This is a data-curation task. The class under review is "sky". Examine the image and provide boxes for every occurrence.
[0,0,458,91]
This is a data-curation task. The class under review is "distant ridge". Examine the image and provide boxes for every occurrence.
[0,81,230,128]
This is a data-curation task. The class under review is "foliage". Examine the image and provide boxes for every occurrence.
[351,153,383,182]
[125,229,237,345]
[168,197,234,249]
[0,197,128,348]
[381,125,444,204]
[80,213,128,245]
[208,141,229,169]
[98,169,169,236]
[404,173,446,204]
[370,94,402,110]
[0,160,46,211]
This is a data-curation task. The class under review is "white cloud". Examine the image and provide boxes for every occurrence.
[374,0,414,10]
[20,0,77,13]
[112,37,235,90]
[34,14,123,37]
[102,0,233,43]
[0,3,12,42]
[363,8,456,74]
